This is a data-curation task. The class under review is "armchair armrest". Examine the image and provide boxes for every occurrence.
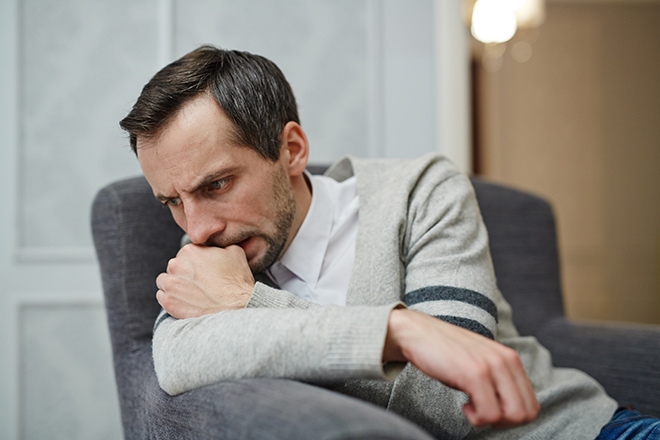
[537,318,660,417]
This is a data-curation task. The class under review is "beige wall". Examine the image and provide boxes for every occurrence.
[475,2,660,324]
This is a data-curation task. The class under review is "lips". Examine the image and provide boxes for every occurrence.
[237,236,256,256]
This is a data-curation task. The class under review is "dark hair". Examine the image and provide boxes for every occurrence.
[119,45,299,161]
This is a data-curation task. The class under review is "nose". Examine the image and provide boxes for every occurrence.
[183,200,225,245]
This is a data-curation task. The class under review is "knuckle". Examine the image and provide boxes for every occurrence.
[470,361,492,381]
[495,346,523,369]
[157,274,171,291]
[528,400,541,421]
[504,409,527,425]
[166,257,178,272]
[479,409,502,427]
[156,290,170,307]
[503,347,522,365]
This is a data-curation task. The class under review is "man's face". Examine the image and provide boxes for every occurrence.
[137,94,297,273]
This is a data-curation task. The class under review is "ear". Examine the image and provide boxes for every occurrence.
[279,121,309,177]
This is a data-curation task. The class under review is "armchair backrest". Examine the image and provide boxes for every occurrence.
[92,176,183,437]
[471,178,565,336]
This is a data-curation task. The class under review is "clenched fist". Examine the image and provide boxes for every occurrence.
[156,244,255,318]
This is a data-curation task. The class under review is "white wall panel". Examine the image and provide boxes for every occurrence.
[18,0,154,254]
[174,0,371,164]
[20,304,122,440]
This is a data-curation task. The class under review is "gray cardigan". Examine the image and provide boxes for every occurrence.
[152,153,617,439]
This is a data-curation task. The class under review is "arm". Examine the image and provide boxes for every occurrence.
[155,243,320,314]
[152,243,402,394]
[152,303,398,395]
[375,168,537,432]
[383,309,538,429]
[403,171,500,338]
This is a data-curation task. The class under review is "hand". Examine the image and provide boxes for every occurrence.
[384,309,540,429]
[155,244,255,319]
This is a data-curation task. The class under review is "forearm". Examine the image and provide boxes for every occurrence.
[382,309,539,431]
[152,303,399,395]
[246,281,319,309]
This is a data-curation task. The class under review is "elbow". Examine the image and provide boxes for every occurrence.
[153,363,180,396]
[152,333,183,396]
[154,351,181,396]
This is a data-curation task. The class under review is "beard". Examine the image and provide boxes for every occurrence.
[248,165,296,273]
[209,164,296,274]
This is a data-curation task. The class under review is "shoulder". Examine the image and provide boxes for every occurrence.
[327,153,463,194]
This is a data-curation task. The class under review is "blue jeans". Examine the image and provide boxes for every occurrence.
[596,408,660,440]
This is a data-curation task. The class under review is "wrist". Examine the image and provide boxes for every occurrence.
[383,308,409,363]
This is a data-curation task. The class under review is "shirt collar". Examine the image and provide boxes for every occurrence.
[277,171,333,287]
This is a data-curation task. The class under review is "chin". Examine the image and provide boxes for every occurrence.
[241,236,285,274]
[244,246,268,273]
[246,248,279,274]
[247,257,268,275]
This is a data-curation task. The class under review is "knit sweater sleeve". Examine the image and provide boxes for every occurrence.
[403,169,499,340]
[373,164,502,438]
[151,284,401,395]
[326,156,504,439]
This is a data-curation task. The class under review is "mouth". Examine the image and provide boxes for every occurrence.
[236,236,257,256]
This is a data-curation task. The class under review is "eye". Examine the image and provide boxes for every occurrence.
[161,198,181,208]
[208,178,229,191]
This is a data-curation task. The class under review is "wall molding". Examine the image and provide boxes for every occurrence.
[15,246,97,264]
[16,293,108,439]
[7,290,105,440]
[158,0,175,65]
[366,0,385,158]
[0,0,20,436]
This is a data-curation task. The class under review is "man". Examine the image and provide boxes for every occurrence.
[119,46,654,439]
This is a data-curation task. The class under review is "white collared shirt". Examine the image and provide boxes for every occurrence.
[267,172,358,306]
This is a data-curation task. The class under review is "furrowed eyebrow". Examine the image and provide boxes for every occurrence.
[153,166,240,202]
[188,167,238,193]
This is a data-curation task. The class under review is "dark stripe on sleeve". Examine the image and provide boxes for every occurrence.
[435,315,494,340]
[153,311,172,332]
[404,286,497,320]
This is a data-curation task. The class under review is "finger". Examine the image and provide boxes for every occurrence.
[156,289,167,308]
[489,348,538,427]
[224,244,247,259]
[461,361,503,427]
[462,345,528,428]
[505,356,540,423]
[156,272,167,291]
[156,288,188,319]
[166,256,179,273]
[176,242,195,256]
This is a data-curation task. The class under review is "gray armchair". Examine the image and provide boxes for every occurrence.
[92,173,660,439]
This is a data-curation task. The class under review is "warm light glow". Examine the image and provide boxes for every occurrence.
[515,0,545,28]
[471,0,518,44]
[470,0,545,44]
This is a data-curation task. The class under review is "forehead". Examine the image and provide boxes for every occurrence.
[135,94,266,196]
[137,94,235,156]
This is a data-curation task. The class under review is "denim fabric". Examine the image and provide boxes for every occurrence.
[596,409,660,440]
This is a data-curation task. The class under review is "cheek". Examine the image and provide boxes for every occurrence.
[226,188,271,223]
[170,208,188,231]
